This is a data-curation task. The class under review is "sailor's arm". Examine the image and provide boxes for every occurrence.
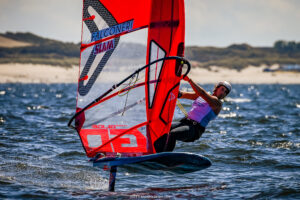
[178,91,198,100]
[183,76,222,110]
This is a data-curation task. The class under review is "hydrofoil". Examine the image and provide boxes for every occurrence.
[92,152,211,191]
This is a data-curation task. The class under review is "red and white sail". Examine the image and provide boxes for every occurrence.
[72,0,185,158]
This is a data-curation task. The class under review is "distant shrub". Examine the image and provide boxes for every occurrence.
[274,40,300,53]
[1,32,300,69]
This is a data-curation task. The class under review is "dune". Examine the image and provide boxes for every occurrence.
[0,36,32,48]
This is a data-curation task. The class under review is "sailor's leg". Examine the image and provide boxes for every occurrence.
[154,133,174,152]
[170,121,183,131]
[169,125,191,141]
[153,121,184,152]
[170,123,204,142]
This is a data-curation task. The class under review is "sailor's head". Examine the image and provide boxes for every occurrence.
[213,81,232,99]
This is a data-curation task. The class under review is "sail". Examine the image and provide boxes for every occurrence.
[146,0,185,152]
[70,0,186,158]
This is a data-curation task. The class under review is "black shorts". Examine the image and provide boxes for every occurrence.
[177,118,205,142]
[154,118,205,152]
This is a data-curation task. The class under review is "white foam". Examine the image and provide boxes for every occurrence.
[226,97,251,103]
[219,112,237,118]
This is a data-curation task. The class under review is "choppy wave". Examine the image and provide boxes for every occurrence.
[0,83,299,199]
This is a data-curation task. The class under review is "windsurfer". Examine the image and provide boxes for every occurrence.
[154,76,232,152]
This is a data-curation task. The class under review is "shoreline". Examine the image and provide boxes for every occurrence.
[0,63,77,84]
[1,63,300,84]
[188,65,300,84]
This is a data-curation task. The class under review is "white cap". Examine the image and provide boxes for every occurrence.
[217,81,232,94]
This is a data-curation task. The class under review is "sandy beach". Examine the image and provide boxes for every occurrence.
[0,63,299,84]
[189,64,300,84]
[0,63,77,83]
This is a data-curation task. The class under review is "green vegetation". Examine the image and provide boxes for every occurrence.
[0,32,299,70]
[185,43,300,70]
[0,32,79,67]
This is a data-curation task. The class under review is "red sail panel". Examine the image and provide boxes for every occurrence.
[145,0,185,153]
[100,0,150,29]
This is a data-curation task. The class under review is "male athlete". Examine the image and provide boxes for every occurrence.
[154,76,232,152]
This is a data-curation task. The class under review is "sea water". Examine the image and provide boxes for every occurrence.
[0,83,299,199]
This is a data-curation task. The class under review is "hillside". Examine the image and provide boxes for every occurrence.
[0,35,32,48]
[0,32,79,67]
[0,32,299,69]
[185,43,300,70]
